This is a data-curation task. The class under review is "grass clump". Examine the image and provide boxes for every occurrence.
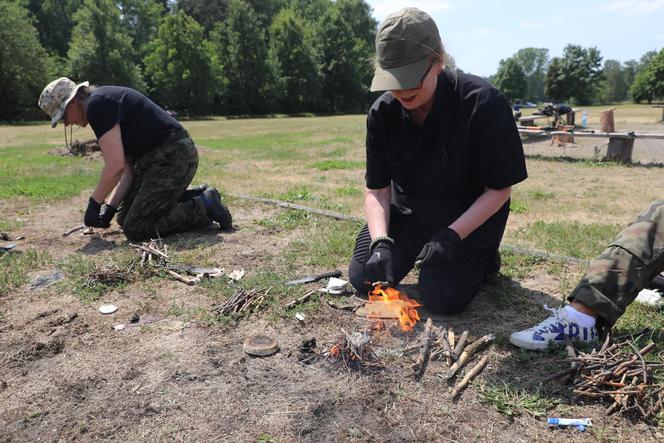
[59,254,132,302]
[257,210,312,231]
[0,250,52,297]
[480,382,558,417]
[312,159,363,171]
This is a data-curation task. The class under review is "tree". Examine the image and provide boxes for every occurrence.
[143,11,221,113]
[68,0,145,89]
[315,6,368,113]
[176,0,228,34]
[493,58,527,102]
[512,47,548,102]
[23,0,83,57]
[631,48,664,103]
[599,59,627,103]
[211,0,277,114]
[0,1,51,120]
[268,8,321,112]
[118,0,165,63]
[544,44,603,104]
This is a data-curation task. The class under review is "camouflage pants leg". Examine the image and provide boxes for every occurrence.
[568,201,664,327]
[119,135,209,241]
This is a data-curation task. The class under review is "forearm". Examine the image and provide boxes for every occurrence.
[449,187,512,239]
[106,161,134,207]
[91,163,124,204]
[364,186,391,239]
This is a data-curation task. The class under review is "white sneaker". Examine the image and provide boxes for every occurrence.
[509,305,597,351]
[635,289,664,308]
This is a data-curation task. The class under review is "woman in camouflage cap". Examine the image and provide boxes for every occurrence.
[38,77,232,240]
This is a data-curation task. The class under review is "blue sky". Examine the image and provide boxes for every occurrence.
[365,0,664,77]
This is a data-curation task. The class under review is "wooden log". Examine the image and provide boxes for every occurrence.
[451,354,490,399]
[413,318,434,380]
[600,109,616,133]
[606,136,635,163]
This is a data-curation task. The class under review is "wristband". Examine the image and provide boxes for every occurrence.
[369,235,394,252]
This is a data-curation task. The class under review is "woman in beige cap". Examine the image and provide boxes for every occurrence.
[348,8,527,314]
[38,78,232,240]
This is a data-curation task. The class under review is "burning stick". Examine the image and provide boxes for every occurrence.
[452,330,470,360]
[445,334,495,379]
[451,354,490,399]
[412,318,434,380]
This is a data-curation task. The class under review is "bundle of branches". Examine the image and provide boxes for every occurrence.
[551,338,664,419]
[129,240,169,267]
[212,287,271,316]
[323,329,383,373]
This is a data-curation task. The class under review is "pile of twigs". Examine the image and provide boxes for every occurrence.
[84,267,131,288]
[323,329,383,372]
[404,323,494,397]
[129,240,169,267]
[549,337,664,418]
[212,287,271,316]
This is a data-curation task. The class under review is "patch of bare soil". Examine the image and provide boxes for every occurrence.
[1,196,662,442]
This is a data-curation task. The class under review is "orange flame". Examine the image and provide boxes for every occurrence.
[367,284,421,331]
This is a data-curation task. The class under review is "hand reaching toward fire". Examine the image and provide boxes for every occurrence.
[365,237,394,284]
[415,227,461,268]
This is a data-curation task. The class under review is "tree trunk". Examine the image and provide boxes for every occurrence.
[605,136,634,163]
[600,109,616,133]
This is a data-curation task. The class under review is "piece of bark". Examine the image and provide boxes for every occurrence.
[451,354,490,398]
[412,318,434,380]
[448,328,455,352]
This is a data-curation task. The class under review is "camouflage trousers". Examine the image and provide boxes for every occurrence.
[117,130,209,241]
[568,201,664,327]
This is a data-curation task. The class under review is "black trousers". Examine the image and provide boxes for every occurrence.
[348,212,500,315]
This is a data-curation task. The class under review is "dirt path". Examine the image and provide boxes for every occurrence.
[1,196,662,442]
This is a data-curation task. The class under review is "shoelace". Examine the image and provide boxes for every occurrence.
[521,304,562,332]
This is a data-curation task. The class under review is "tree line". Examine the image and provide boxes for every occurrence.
[490,45,664,105]
[1,0,376,120]
[2,0,663,122]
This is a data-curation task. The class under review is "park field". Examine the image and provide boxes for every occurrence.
[1,109,663,441]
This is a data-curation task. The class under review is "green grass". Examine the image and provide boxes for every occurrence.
[0,145,98,200]
[0,250,52,297]
[335,186,362,197]
[257,209,312,231]
[312,159,363,171]
[516,221,622,259]
[528,189,555,201]
[58,253,133,302]
[480,382,559,417]
[509,199,527,214]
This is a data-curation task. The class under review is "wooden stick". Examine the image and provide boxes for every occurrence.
[413,318,434,380]
[452,330,469,360]
[284,289,317,309]
[63,224,85,237]
[165,269,197,286]
[451,354,490,399]
[560,339,578,384]
[441,331,453,367]
[447,328,455,353]
[446,334,495,379]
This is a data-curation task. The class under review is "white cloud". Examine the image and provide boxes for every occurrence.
[366,1,453,21]
[521,20,546,30]
[475,27,493,36]
[606,0,664,15]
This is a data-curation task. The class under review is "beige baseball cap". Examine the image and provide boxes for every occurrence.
[38,77,89,127]
[370,8,442,92]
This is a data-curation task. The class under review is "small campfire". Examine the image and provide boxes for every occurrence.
[323,329,383,372]
[364,284,421,331]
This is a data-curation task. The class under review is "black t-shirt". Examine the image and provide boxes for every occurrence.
[365,71,527,249]
[85,86,182,158]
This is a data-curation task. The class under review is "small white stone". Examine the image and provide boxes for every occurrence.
[113,324,125,331]
[99,304,118,314]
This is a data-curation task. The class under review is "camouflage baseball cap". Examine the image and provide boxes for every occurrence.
[370,8,442,92]
[38,77,89,128]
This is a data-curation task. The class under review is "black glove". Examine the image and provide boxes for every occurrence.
[415,228,461,268]
[98,203,118,228]
[365,239,394,284]
[84,197,103,227]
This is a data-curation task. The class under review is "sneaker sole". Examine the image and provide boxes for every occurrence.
[509,334,550,351]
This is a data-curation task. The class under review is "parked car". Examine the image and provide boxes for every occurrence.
[514,99,537,110]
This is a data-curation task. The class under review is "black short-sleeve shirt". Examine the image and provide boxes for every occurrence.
[365,71,527,249]
[85,86,182,159]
